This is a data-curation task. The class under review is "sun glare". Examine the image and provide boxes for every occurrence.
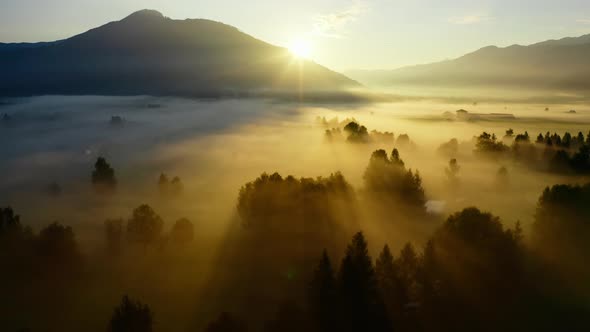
[287,39,313,59]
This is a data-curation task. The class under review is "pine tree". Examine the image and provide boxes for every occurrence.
[338,232,391,332]
[92,157,117,192]
[376,245,404,325]
[309,250,338,332]
[397,243,419,303]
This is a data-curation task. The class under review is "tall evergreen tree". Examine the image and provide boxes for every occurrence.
[376,245,404,327]
[309,250,338,332]
[338,232,391,332]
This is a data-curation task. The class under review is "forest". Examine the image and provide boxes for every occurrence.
[2,131,590,331]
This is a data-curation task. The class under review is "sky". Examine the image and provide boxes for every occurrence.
[1,0,590,70]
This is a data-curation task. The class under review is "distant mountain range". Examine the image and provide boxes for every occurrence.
[0,10,359,98]
[346,34,590,91]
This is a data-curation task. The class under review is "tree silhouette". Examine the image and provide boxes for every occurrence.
[343,121,370,143]
[533,184,590,283]
[1,207,34,277]
[170,176,184,196]
[474,132,508,157]
[396,134,412,148]
[425,207,524,330]
[375,245,405,326]
[170,218,194,245]
[127,205,163,247]
[158,173,169,195]
[108,295,153,332]
[92,157,117,192]
[36,222,81,271]
[437,138,459,158]
[309,250,338,332]
[514,131,530,143]
[363,149,426,212]
[503,129,515,144]
[445,158,460,186]
[397,243,419,303]
[1,207,25,236]
[338,232,391,332]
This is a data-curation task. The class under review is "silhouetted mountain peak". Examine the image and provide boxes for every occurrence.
[123,9,165,22]
[0,9,358,97]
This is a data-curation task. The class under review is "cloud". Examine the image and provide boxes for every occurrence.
[312,1,369,38]
[448,14,494,25]
[577,19,590,25]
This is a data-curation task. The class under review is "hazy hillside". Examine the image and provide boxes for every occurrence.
[0,10,359,98]
[347,34,590,91]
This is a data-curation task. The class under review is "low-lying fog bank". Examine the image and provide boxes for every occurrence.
[2,96,590,248]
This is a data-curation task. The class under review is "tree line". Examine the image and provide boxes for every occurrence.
[470,129,590,174]
[3,148,590,331]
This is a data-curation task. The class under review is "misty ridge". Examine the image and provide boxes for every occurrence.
[347,34,590,92]
[2,7,590,332]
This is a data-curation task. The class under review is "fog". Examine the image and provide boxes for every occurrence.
[3,96,589,234]
[2,95,590,331]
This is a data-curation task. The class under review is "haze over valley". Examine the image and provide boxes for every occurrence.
[2,4,590,332]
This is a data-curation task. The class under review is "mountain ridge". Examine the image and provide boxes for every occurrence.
[0,9,359,98]
[346,33,590,91]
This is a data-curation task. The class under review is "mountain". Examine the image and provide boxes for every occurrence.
[0,10,359,98]
[346,34,590,91]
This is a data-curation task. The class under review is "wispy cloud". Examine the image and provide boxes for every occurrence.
[312,1,369,38]
[576,19,590,25]
[448,14,494,25]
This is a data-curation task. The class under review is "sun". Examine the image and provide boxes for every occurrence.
[287,39,313,59]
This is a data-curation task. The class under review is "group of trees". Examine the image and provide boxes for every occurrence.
[91,158,186,196]
[474,132,510,158]
[363,149,426,214]
[1,203,196,331]
[1,207,82,284]
[471,129,590,174]
[323,121,404,146]
[105,204,194,254]
[6,140,590,330]
[158,173,184,196]
[302,207,526,332]
[532,183,590,290]
[109,296,154,332]
[203,199,588,332]
[237,172,356,231]
[343,121,371,143]
[1,203,194,283]
[236,171,358,269]
[97,189,590,332]
[209,202,586,332]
